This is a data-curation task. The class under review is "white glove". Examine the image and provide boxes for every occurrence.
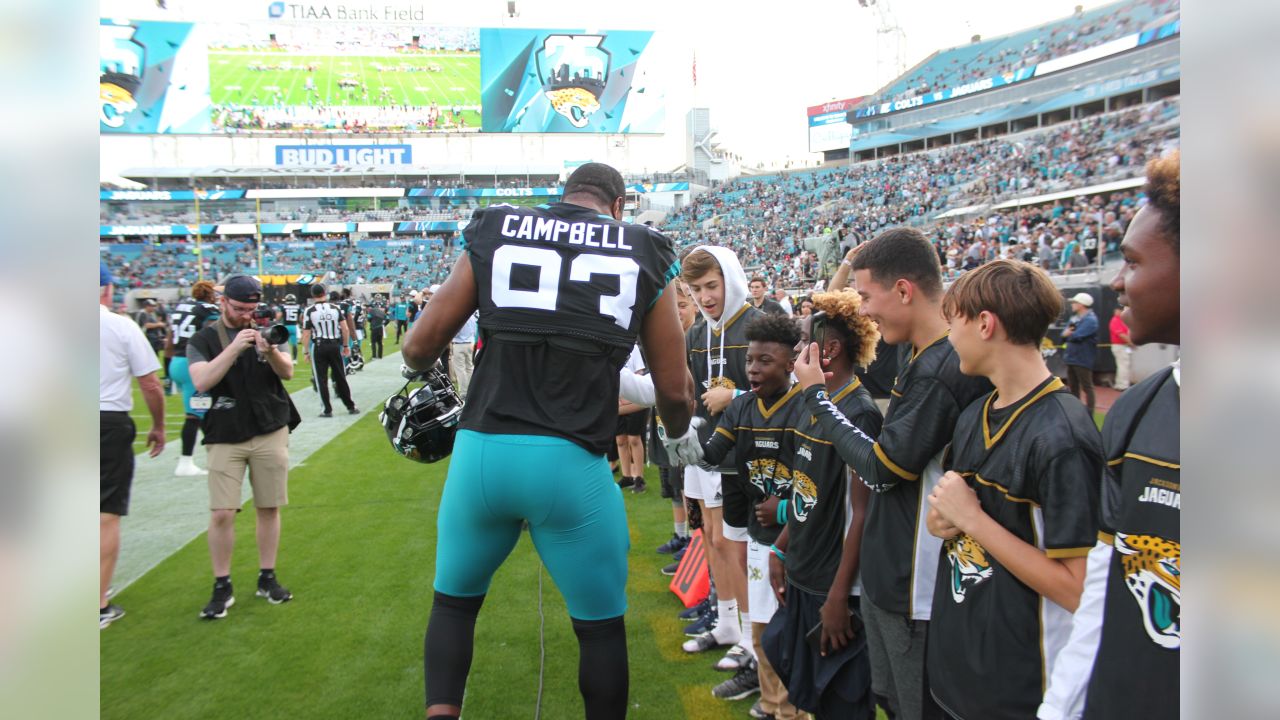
[660,417,706,466]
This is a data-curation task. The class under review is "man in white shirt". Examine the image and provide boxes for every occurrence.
[450,312,477,400]
[99,262,166,628]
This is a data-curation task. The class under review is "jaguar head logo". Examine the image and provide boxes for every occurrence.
[747,457,791,496]
[535,34,610,128]
[1114,532,1180,649]
[944,533,994,603]
[100,24,145,129]
[791,470,817,523]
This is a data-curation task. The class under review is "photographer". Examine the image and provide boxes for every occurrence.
[187,275,301,620]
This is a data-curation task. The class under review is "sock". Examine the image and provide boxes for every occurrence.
[740,616,757,658]
[571,616,629,720]
[215,575,231,589]
[181,417,200,457]
[425,591,485,710]
[259,569,275,581]
[674,521,688,538]
[713,599,741,643]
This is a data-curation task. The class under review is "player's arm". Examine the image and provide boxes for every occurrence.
[700,406,737,466]
[817,468,871,654]
[299,312,312,358]
[403,253,477,371]
[640,280,695,436]
[768,524,789,605]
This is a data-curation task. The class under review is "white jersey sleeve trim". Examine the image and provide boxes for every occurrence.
[1038,539,1112,720]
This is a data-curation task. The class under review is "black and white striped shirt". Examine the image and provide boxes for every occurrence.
[303,302,346,341]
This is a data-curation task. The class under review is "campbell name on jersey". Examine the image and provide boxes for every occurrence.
[927,377,1103,720]
[169,300,219,356]
[1084,366,1179,720]
[704,384,806,545]
[687,303,760,474]
[861,335,992,619]
[787,378,883,596]
[461,203,679,455]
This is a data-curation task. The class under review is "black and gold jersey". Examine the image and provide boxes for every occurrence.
[861,335,993,618]
[169,299,219,356]
[703,384,806,545]
[688,303,760,475]
[460,202,680,455]
[786,378,883,595]
[1083,366,1179,720]
[279,302,301,326]
[927,377,1103,720]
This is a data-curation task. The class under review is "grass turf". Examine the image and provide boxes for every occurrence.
[102,409,818,718]
[207,52,480,126]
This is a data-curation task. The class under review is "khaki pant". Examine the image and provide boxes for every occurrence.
[207,426,289,510]
[1112,345,1131,390]
[754,622,807,720]
[450,342,474,399]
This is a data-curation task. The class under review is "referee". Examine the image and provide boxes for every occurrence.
[301,284,358,417]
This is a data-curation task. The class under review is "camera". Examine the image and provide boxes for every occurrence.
[252,303,275,320]
[261,323,290,346]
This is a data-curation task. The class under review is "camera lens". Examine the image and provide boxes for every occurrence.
[263,324,290,346]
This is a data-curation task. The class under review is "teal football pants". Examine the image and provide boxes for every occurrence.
[434,430,631,620]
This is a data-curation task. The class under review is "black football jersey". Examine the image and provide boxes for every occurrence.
[688,303,760,474]
[927,377,1103,720]
[786,378,883,595]
[169,299,220,356]
[280,303,301,326]
[703,384,806,545]
[1084,366,1179,720]
[460,202,679,454]
[861,334,993,618]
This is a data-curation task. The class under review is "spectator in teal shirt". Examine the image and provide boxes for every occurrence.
[392,298,410,343]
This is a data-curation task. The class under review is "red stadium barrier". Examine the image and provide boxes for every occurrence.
[668,529,710,607]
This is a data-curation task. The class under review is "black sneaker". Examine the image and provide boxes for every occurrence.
[347,406,360,415]
[319,410,333,418]
[661,560,681,576]
[711,658,760,700]
[617,476,635,489]
[683,608,717,636]
[631,478,647,494]
[256,576,293,604]
[99,604,125,629]
[657,534,689,555]
[671,543,688,563]
[201,582,235,620]
[678,596,712,620]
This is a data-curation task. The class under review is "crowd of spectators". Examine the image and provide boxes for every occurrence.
[864,0,1179,109]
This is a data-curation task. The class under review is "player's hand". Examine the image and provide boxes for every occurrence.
[844,244,864,263]
[660,417,705,466]
[701,386,735,414]
[755,496,781,528]
[925,507,962,540]
[819,595,856,656]
[768,552,786,607]
[255,332,272,354]
[928,471,983,534]
[146,426,166,458]
[232,329,259,354]
[400,362,427,380]
[793,342,832,390]
[341,346,350,357]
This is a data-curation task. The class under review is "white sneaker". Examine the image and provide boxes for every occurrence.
[174,457,208,476]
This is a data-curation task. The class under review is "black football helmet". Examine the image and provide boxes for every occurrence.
[379,367,462,463]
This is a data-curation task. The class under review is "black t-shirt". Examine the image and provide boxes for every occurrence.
[688,303,760,475]
[855,339,900,399]
[703,384,806,545]
[169,300,220,356]
[459,202,679,455]
[861,335,993,618]
[787,378,883,595]
[928,377,1103,720]
[187,324,298,444]
[1084,367,1179,720]
[367,307,387,329]
[755,297,787,315]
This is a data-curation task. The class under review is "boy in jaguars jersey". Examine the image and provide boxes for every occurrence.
[767,289,883,719]
[1040,152,1181,720]
[922,259,1104,720]
[698,312,807,713]
[167,280,220,477]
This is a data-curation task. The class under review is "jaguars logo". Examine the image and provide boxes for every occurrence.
[535,34,611,128]
[944,533,994,603]
[791,470,817,523]
[707,376,738,391]
[747,458,791,496]
[1114,533,1180,649]
[100,24,146,129]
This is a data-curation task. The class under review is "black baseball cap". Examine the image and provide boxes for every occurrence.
[222,275,263,303]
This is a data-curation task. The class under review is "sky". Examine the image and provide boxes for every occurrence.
[102,0,1121,166]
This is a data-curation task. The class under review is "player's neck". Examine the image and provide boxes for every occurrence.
[908,305,950,353]
[988,346,1052,410]
[825,362,854,393]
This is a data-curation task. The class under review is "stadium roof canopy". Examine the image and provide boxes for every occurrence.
[989,177,1146,210]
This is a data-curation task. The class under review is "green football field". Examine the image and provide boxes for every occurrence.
[208,52,481,124]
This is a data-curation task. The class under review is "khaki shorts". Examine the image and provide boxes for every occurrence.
[207,426,290,510]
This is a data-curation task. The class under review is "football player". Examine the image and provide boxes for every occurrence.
[401,163,695,720]
[277,293,302,359]
[922,260,1104,719]
[1040,152,1181,720]
[167,280,220,476]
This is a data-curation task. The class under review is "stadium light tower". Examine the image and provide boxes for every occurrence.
[864,0,907,87]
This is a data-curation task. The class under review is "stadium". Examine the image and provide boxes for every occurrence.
[99,1,1180,718]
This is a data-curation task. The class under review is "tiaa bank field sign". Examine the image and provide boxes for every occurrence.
[275,144,412,167]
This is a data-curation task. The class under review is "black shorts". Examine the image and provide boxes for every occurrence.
[762,584,873,717]
[615,408,650,437]
[659,465,684,501]
[721,472,751,533]
[100,411,137,515]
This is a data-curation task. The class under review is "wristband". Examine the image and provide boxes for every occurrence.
[776,499,788,525]
[770,544,786,562]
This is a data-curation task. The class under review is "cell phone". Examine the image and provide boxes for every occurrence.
[805,603,864,655]
[800,310,829,353]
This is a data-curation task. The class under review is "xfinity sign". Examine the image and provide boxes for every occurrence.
[275,144,412,167]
